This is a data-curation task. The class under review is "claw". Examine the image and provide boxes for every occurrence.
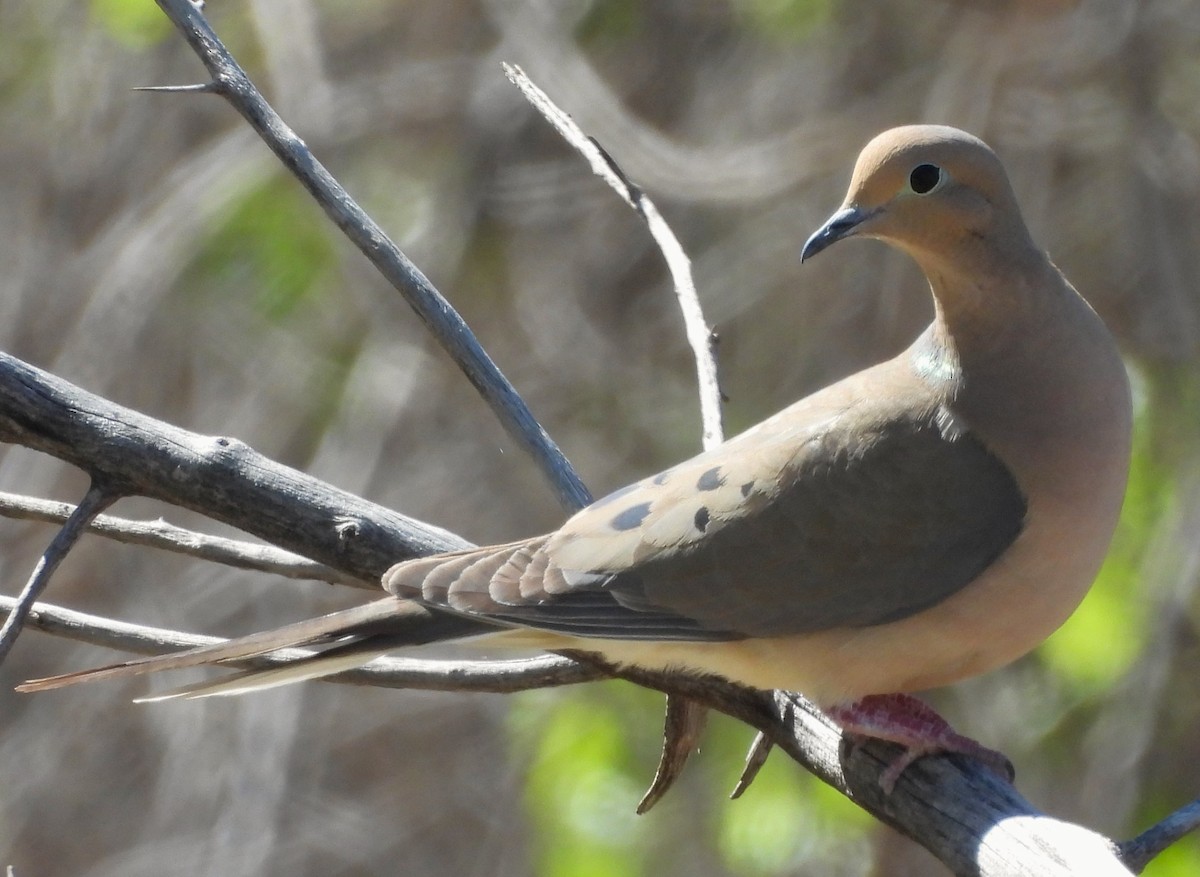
[828,693,1014,793]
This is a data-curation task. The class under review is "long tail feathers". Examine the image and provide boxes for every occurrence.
[16,596,422,694]
[133,638,400,701]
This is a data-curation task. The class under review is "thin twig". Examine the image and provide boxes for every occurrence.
[151,0,591,513]
[503,64,724,449]
[0,353,477,580]
[503,62,726,813]
[0,483,118,664]
[2,595,600,693]
[1119,796,1200,873]
[0,6,1157,871]
[4,569,1142,874]
[0,491,367,589]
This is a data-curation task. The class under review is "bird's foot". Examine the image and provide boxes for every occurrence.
[827,693,1014,793]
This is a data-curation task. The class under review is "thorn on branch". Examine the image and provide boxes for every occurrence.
[132,82,222,95]
[142,8,590,513]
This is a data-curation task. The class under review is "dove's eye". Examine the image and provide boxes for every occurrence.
[909,164,943,194]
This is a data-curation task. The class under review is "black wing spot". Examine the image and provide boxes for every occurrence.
[697,466,724,491]
[653,471,671,486]
[693,507,710,533]
[610,502,652,531]
[740,481,754,498]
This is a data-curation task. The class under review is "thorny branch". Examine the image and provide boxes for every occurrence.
[140,1,732,813]
[0,0,1191,873]
[152,2,591,514]
[0,306,1136,874]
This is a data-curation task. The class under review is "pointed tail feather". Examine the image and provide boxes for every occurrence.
[17,597,492,694]
[133,637,400,701]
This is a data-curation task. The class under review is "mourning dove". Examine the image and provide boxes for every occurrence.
[20,125,1132,787]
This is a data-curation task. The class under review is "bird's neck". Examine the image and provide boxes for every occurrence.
[914,259,1130,499]
[923,254,1058,365]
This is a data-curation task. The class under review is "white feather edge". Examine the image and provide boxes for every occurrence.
[132,646,395,702]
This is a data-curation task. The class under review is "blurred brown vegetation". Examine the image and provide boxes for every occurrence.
[2,1,1200,875]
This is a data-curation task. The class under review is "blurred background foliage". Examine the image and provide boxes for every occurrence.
[2,0,1200,874]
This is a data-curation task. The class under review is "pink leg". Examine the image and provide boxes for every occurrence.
[827,693,1014,793]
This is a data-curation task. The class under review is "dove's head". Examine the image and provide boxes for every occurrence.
[801,126,1035,273]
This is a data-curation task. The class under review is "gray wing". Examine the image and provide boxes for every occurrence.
[383,404,1027,641]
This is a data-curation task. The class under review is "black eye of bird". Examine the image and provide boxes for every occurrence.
[909,163,942,194]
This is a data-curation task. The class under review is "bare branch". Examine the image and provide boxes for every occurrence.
[561,652,1137,877]
[2,595,598,693]
[1119,796,1200,873]
[504,63,724,450]
[0,6,1177,874]
[0,578,1143,876]
[0,483,118,664]
[150,0,591,513]
[140,6,729,815]
[0,352,475,584]
[0,491,367,589]
[504,62,726,811]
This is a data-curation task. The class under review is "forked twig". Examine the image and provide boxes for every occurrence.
[0,482,119,664]
[0,3,1189,872]
[150,0,590,513]
[503,64,724,450]
[0,491,365,588]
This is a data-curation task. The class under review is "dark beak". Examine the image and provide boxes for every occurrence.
[801,205,874,262]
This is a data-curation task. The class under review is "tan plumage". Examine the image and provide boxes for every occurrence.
[20,126,1132,776]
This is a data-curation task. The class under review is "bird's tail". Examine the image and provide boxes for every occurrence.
[16,596,492,699]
